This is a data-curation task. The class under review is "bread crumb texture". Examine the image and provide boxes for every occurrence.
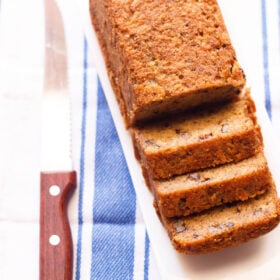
[154,153,272,217]
[159,186,280,254]
[133,95,262,179]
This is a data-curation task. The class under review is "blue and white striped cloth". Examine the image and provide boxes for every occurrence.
[71,38,158,280]
[0,0,280,279]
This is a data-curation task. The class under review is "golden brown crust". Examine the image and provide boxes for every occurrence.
[153,153,272,217]
[157,185,280,255]
[90,0,245,126]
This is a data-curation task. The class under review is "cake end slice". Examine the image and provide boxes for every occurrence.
[156,184,280,255]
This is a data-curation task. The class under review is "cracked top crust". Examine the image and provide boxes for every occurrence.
[91,0,246,125]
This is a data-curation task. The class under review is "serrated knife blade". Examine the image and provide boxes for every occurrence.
[40,0,76,279]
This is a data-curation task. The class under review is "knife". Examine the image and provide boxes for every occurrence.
[40,0,76,279]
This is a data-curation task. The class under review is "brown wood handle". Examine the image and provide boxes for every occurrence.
[40,171,76,280]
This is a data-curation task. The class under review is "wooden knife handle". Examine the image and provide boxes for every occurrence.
[40,171,76,280]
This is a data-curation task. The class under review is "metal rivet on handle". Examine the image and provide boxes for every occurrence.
[49,235,60,246]
[49,185,61,196]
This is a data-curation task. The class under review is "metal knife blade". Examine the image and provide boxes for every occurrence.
[40,0,76,279]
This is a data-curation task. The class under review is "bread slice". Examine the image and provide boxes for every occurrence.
[155,184,280,255]
[90,0,245,126]
[132,94,262,180]
[152,153,272,217]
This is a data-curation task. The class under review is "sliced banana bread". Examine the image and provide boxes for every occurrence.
[155,184,280,255]
[152,152,271,217]
[90,0,245,126]
[132,94,262,180]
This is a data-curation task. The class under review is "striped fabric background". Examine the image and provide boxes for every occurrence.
[72,1,280,279]
[0,0,279,279]
[72,0,280,279]
[71,38,158,279]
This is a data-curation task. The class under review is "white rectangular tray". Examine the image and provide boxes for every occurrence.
[76,1,280,279]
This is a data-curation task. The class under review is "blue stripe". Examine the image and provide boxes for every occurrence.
[261,0,272,119]
[75,38,88,280]
[90,80,136,279]
[144,232,150,280]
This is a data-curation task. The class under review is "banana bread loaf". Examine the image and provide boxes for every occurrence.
[90,0,245,126]
[155,184,280,255]
[132,94,262,180]
[152,153,271,217]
